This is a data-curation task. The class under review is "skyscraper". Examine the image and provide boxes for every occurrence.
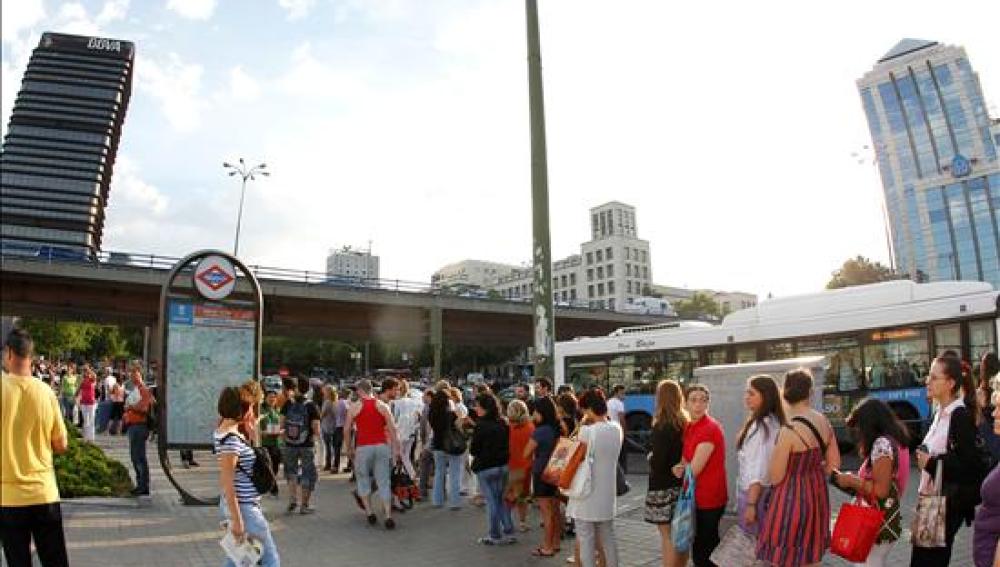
[0,32,135,258]
[858,39,1000,288]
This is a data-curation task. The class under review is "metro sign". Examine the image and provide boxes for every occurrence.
[193,255,237,300]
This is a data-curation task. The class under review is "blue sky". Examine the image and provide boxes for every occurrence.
[2,0,999,298]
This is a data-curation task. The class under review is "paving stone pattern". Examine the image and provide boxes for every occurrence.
[53,435,975,566]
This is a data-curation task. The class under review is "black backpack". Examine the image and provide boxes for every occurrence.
[222,433,277,496]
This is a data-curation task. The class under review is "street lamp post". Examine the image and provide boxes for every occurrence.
[223,158,269,257]
[525,0,555,380]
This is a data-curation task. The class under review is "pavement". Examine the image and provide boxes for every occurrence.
[50,434,975,566]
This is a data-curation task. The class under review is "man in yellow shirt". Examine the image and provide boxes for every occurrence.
[0,328,69,566]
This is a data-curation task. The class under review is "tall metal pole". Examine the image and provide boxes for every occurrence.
[234,176,247,257]
[525,0,555,380]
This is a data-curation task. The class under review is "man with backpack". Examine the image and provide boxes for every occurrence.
[280,376,321,515]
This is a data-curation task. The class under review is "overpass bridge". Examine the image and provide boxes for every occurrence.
[0,252,666,363]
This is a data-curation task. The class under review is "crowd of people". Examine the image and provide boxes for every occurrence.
[4,323,1000,567]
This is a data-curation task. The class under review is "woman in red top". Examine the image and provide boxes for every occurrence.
[674,384,727,567]
[77,366,98,442]
[505,399,535,532]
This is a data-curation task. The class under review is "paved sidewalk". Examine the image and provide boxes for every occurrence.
[55,435,976,566]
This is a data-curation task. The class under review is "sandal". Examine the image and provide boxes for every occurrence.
[531,548,555,557]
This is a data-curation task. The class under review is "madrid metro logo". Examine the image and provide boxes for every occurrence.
[193,255,237,300]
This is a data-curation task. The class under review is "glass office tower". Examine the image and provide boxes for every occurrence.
[0,32,135,258]
[858,39,1000,288]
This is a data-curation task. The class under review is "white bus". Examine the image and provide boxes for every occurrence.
[554,280,999,443]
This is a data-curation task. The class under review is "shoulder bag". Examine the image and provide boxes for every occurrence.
[442,417,468,456]
[671,466,696,554]
[911,459,947,548]
[560,434,595,499]
[543,427,588,489]
[710,525,758,567]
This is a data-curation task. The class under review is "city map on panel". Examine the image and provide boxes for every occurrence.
[166,300,255,445]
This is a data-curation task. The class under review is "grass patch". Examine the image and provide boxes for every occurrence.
[54,421,134,498]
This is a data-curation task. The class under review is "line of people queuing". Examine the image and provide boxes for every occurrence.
[8,320,999,567]
[643,351,1000,567]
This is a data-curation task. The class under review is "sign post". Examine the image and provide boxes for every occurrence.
[156,250,263,505]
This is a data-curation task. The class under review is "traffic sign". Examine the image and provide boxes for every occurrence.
[193,255,237,300]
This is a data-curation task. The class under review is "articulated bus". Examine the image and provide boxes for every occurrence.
[554,280,1000,444]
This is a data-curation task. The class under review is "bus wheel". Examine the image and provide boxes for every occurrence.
[625,413,651,453]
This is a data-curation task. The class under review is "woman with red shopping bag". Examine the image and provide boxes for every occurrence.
[831,398,909,565]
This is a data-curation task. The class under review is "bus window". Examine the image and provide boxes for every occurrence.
[736,346,757,363]
[970,319,997,377]
[863,327,927,389]
[634,351,664,394]
[662,349,698,385]
[797,337,862,393]
[609,354,638,393]
[566,358,609,392]
[934,324,962,357]
[704,348,727,366]
[765,341,795,360]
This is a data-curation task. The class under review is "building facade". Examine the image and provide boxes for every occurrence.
[0,32,135,257]
[858,39,1000,288]
[431,259,521,289]
[493,202,651,310]
[326,246,379,280]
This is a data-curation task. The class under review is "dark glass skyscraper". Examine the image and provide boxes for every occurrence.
[858,39,1000,288]
[0,32,135,257]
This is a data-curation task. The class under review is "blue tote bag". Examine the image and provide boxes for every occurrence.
[671,466,696,554]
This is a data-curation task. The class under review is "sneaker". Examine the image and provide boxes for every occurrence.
[501,536,518,545]
[286,502,298,514]
[300,505,316,515]
[478,537,497,545]
[189,461,201,467]
[367,514,377,526]
[385,518,396,530]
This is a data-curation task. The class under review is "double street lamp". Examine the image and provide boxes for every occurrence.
[223,158,269,257]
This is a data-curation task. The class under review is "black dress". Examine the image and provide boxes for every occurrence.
[644,421,683,524]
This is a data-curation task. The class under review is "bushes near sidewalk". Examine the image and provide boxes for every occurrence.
[54,421,134,498]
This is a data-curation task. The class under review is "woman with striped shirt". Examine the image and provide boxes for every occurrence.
[215,386,281,566]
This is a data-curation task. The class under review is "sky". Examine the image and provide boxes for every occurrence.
[2,0,998,300]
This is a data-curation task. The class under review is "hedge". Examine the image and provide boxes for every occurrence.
[54,421,134,498]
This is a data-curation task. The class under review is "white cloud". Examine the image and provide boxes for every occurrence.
[53,2,102,36]
[137,53,205,132]
[228,66,260,101]
[97,0,130,24]
[0,0,44,137]
[107,156,169,218]
[166,0,216,20]
[277,42,370,101]
[0,0,44,39]
[277,0,315,20]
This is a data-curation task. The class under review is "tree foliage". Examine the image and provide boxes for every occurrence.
[17,319,142,361]
[826,255,899,290]
[674,292,722,320]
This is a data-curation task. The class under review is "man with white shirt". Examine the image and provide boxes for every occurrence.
[608,384,627,471]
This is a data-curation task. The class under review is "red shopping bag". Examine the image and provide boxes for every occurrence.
[830,488,884,562]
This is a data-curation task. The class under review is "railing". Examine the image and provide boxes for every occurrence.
[0,245,649,314]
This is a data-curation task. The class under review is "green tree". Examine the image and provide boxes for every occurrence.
[673,292,722,321]
[826,255,899,289]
